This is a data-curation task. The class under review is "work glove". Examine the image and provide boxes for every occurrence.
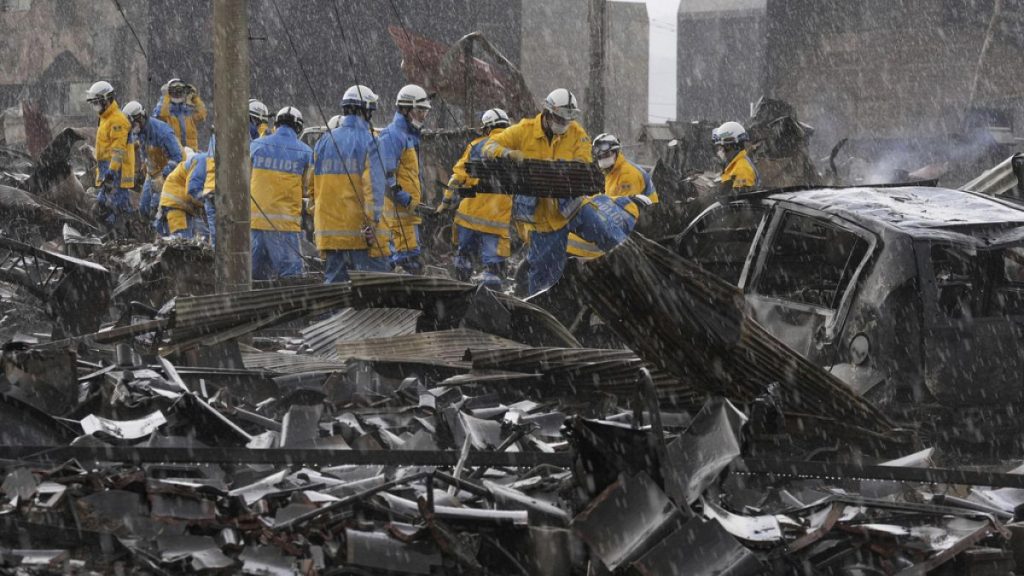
[361,224,377,245]
[393,188,412,207]
[435,201,450,214]
[631,195,654,207]
[505,149,526,163]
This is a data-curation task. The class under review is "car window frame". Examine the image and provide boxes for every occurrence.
[676,199,773,288]
[746,203,878,342]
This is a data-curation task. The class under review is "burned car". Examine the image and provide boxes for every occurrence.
[674,185,1024,437]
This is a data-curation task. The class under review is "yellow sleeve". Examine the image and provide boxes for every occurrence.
[108,118,130,172]
[191,94,207,123]
[203,157,216,195]
[482,123,522,159]
[450,141,474,186]
[362,156,374,221]
[398,147,421,203]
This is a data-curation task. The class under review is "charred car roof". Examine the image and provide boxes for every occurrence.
[743,186,1024,232]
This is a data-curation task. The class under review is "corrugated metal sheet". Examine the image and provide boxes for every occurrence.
[165,273,578,354]
[466,347,697,404]
[335,328,529,365]
[302,308,421,360]
[572,235,895,434]
[241,351,346,375]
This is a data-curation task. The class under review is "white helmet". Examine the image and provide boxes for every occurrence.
[481,108,510,130]
[182,147,196,162]
[275,106,304,131]
[122,100,146,120]
[711,121,749,146]
[248,99,269,122]
[327,115,343,130]
[592,133,621,159]
[396,84,431,110]
[85,81,115,103]
[341,85,379,111]
[543,88,580,121]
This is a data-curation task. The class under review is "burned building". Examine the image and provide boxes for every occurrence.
[765,0,1024,182]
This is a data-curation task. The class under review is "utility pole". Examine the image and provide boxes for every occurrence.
[587,0,606,133]
[213,0,251,295]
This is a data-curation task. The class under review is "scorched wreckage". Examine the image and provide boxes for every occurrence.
[3,0,1024,574]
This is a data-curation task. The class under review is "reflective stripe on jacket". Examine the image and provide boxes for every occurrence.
[249,125,313,232]
[446,130,511,237]
[95,101,136,189]
[154,91,208,150]
[481,113,591,232]
[312,115,388,253]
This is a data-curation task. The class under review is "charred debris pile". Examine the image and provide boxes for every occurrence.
[4,133,1024,575]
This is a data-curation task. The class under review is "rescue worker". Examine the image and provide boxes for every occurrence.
[123,101,183,221]
[482,88,591,295]
[153,78,207,150]
[379,84,430,274]
[156,147,203,237]
[567,133,657,258]
[312,85,390,283]
[249,99,272,140]
[712,121,758,193]
[86,81,136,234]
[438,108,513,288]
[249,106,313,280]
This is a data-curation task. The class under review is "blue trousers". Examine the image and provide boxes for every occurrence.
[324,250,392,283]
[139,179,159,219]
[97,187,132,228]
[568,196,633,251]
[527,227,569,295]
[454,226,506,288]
[205,196,216,247]
[252,230,303,280]
[390,225,422,274]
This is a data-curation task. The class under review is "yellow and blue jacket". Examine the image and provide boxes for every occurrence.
[482,113,591,233]
[443,128,512,238]
[249,125,313,232]
[311,114,389,255]
[95,101,136,189]
[568,153,658,257]
[136,117,182,178]
[154,91,208,150]
[721,149,759,190]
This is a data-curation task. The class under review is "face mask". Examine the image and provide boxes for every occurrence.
[171,97,185,104]
[550,121,568,135]
[598,156,615,170]
[132,125,141,135]
[410,119,424,130]
[716,148,728,163]
[92,102,105,114]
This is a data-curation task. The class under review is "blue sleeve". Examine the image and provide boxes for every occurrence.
[368,142,386,222]
[152,100,163,118]
[376,131,399,189]
[249,139,260,161]
[162,126,183,176]
[187,156,208,199]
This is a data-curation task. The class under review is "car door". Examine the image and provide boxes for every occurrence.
[674,200,770,286]
[920,236,1024,406]
[745,207,875,364]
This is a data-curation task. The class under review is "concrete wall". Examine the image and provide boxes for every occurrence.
[0,0,148,120]
[676,0,766,123]
[765,0,1024,158]
[519,0,649,145]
